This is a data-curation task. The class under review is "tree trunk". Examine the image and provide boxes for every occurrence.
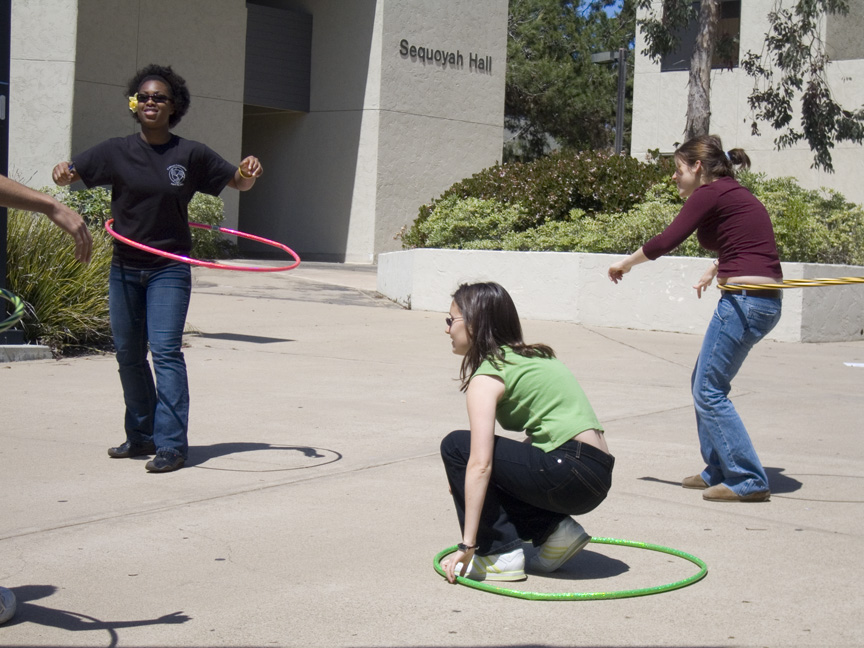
[684,0,721,140]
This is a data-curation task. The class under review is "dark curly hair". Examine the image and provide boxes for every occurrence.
[126,64,190,128]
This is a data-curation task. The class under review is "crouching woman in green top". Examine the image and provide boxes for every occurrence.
[441,282,614,583]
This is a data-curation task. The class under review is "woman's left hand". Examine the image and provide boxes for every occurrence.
[239,156,263,179]
[693,262,718,299]
[442,547,474,583]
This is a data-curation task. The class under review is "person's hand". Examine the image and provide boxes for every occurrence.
[608,260,630,284]
[693,263,718,299]
[52,162,77,186]
[46,201,93,264]
[442,547,474,584]
[239,156,263,179]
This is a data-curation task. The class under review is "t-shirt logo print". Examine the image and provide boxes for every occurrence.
[167,164,187,187]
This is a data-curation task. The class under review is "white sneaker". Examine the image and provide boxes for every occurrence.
[456,547,526,582]
[530,518,591,573]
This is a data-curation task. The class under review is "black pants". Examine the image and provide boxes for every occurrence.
[440,430,614,556]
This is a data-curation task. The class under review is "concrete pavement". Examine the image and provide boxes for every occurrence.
[1,262,862,648]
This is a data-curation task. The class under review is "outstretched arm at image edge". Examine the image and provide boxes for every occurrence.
[0,175,92,264]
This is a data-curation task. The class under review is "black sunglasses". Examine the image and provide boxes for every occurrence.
[445,316,463,327]
[136,92,172,104]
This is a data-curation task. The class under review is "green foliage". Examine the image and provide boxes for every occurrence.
[6,209,113,354]
[405,165,864,266]
[505,0,635,159]
[47,186,113,224]
[186,193,237,260]
[402,150,673,248]
[404,196,529,249]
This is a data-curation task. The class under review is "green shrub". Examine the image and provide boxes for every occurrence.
[403,149,674,247]
[7,209,113,354]
[405,195,529,249]
[404,162,864,266]
[187,193,237,260]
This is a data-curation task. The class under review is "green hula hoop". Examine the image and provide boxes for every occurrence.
[0,288,25,334]
[434,537,708,600]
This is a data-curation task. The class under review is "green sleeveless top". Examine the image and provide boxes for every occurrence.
[473,346,603,452]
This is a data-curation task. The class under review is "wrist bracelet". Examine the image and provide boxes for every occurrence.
[238,166,253,179]
[457,542,477,552]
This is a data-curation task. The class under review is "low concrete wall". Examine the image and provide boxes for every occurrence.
[377,249,864,343]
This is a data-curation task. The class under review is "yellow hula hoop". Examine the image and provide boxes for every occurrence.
[720,276,864,291]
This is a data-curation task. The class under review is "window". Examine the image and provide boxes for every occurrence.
[660,1,741,72]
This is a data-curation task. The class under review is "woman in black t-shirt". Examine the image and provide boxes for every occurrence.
[53,64,262,473]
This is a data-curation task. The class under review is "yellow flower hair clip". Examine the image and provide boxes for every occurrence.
[128,95,138,112]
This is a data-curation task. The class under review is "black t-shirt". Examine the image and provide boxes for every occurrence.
[73,134,237,268]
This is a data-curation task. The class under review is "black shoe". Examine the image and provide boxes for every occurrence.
[108,440,156,458]
[145,452,185,473]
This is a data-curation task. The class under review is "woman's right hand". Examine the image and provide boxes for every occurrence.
[52,162,78,186]
[442,547,474,583]
[608,260,630,284]
[608,248,649,284]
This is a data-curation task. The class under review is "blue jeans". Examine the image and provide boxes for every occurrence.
[109,262,192,459]
[441,430,614,556]
[692,293,782,496]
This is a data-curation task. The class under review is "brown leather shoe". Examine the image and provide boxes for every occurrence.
[682,474,708,490]
[703,484,770,502]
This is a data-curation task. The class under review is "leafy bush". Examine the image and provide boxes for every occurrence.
[7,209,113,354]
[186,193,238,260]
[405,196,529,249]
[402,149,674,247]
[404,160,864,266]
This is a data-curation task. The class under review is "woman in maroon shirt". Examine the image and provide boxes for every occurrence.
[608,135,781,503]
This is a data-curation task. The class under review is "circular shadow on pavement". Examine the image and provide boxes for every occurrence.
[188,443,342,472]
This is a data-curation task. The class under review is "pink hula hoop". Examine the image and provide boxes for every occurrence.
[105,219,301,272]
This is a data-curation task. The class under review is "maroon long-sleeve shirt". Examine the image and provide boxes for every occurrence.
[642,176,782,279]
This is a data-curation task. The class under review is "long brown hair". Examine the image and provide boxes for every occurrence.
[452,282,554,391]
[675,134,750,180]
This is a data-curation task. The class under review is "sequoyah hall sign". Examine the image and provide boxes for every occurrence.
[399,38,493,73]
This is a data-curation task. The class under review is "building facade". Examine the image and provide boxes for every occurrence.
[8,0,507,262]
[631,0,864,204]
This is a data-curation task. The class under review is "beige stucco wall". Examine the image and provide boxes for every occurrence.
[375,0,507,256]
[631,1,864,204]
[378,249,864,343]
[10,0,248,226]
[240,0,507,263]
[239,0,383,263]
[8,0,78,188]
